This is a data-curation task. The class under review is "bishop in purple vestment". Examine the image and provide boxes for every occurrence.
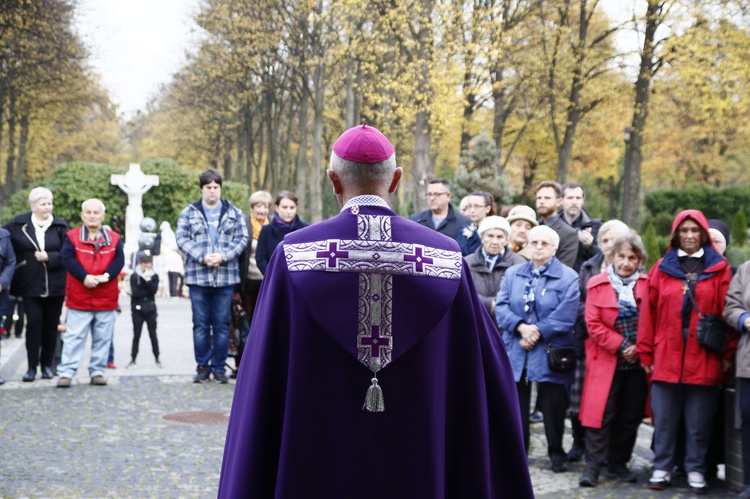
[218,124,534,499]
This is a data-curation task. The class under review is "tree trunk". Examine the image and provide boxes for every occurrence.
[296,86,309,217]
[556,0,588,184]
[16,111,29,192]
[310,57,325,223]
[5,89,17,196]
[412,111,432,212]
[624,0,663,228]
[243,106,254,190]
[344,59,357,129]
[264,86,277,193]
[411,0,434,214]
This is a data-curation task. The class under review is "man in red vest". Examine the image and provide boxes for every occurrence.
[57,198,124,387]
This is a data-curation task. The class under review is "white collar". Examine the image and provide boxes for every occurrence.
[677,248,704,258]
[341,195,390,212]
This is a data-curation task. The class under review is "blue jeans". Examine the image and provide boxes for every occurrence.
[57,309,117,378]
[189,285,233,373]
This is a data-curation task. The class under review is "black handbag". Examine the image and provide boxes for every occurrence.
[547,343,576,372]
[684,280,727,354]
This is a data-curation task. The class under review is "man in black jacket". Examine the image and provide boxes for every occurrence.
[535,180,578,270]
[560,182,602,272]
[409,178,469,239]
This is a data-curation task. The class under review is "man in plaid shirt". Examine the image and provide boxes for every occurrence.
[176,169,248,384]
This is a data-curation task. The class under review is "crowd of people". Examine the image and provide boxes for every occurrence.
[1,143,749,497]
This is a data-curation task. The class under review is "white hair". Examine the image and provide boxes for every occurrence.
[529,225,560,248]
[597,220,630,246]
[81,198,106,213]
[28,187,53,205]
[330,152,397,186]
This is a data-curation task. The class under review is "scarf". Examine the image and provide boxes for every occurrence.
[250,216,268,240]
[31,213,53,251]
[606,264,640,317]
[523,259,553,320]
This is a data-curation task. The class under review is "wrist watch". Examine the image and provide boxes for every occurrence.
[103,272,110,281]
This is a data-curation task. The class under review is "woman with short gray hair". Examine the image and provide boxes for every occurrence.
[3,187,69,381]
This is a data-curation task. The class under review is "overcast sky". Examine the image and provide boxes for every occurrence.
[74,0,200,118]
[73,0,638,120]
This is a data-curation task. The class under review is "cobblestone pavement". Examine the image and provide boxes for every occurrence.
[0,295,739,497]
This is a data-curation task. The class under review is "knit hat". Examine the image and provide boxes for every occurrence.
[332,123,395,164]
[478,216,512,239]
[708,219,730,248]
[506,205,539,227]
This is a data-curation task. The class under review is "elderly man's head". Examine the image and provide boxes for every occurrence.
[81,198,106,232]
[328,124,402,203]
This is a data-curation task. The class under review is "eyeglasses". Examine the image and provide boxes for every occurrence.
[465,204,486,210]
[529,240,553,248]
[425,192,449,198]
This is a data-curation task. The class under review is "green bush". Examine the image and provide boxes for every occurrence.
[643,224,661,271]
[732,207,748,247]
[643,186,750,225]
[727,245,750,268]
[0,159,249,232]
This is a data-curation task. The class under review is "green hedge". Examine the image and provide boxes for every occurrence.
[643,186,750,230]
[0,159,249,231]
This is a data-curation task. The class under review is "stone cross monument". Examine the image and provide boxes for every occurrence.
[111,163,159,257]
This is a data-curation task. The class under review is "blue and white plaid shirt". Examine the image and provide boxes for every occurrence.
[176,200,249,288]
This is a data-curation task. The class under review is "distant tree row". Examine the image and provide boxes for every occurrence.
[2,1,749,226]
[129,0,750,223]
[0,0,123,205]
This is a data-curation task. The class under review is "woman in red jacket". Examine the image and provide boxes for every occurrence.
[636,210,734,494]
[578,232,648,487]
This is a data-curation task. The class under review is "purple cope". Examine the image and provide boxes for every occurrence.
[218,203,534,499]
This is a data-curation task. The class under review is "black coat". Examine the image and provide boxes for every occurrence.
[4,212,68,297]
[409,205,470,239]
[255,215,309,275]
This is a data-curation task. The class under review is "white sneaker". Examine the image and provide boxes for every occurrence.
[688,471,707,492]
[126,360,136,368]
[648,469,671,490]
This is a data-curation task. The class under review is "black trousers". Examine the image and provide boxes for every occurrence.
[584,368,647,471]
[517,377,569,464]
[131,307,159,360]
[168,272,183,297]
[24,296,65,369]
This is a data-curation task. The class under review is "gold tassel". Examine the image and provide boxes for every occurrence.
[363,376,385,412]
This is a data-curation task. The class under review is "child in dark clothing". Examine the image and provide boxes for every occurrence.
[128,255,160,367]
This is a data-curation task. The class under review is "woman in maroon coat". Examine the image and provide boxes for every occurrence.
[578,232,648,487]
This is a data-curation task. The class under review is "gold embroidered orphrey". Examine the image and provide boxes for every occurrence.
[284,209,462,411]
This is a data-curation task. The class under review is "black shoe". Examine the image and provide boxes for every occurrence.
[41,366,54,379]
[579,468,599,487]
[529,410,544,423]
[606,463,637,483]
[567,444,584,462]
[229,370,238,379]
[0,375,5,385]
[22,368,36,382]
[551,461,568,473]
[214,371,229,384]
[193,366,210,383]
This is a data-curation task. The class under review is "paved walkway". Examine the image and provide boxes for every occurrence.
[0,294,739,497]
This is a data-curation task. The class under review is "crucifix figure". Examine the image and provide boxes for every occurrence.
[111,163,159,256]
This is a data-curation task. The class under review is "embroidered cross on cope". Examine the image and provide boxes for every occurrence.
[284,211,462,411]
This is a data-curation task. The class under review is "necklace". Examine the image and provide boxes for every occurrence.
[680,258,701,287]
